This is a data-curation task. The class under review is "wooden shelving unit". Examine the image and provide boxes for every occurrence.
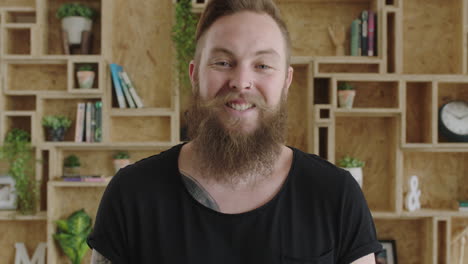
[0,0,466,263]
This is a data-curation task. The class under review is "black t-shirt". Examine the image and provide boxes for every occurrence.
[87,144,382,263]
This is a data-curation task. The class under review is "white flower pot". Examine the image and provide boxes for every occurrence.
[76,71,95,88]
[343,167,363,188]
[61,16,92,45]
[113,159,130,173]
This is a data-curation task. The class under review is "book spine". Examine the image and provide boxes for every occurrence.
[118,71,137,108]
[94,101,102,142]
[361,10,368,56]
[368,10,375,56]
[90,102,96,143]
[85,102,92,142]
[121,71,144,108]
[110,63,127,108]
[74,103,85,142]
[350,19,361,56]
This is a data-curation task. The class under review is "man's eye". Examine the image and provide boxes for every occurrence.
[257,64,271,70]
[215,61,231,67]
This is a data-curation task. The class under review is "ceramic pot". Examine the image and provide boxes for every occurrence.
[338,90,356,109]
[343,167,363,188]
[113,159,130,173]
[46,127,66,141]
[76,71,95,88]
[61,16,92,45]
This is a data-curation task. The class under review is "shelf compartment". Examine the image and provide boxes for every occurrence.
[70,60,102,92]
[4,95,36,110]
[110,116,171,143]
[5,62,68,92]
[318,63,380,74]
[437,82,468,143]
[451,217,468,264]
[374,218,433,263]
[1,112,34,144]
[335,116,399,212]
[403,0,463,74]
[386,11,396,73]
[3,8,36,23]
[405,82,433,144]
[336,80,399,108]
[314,78,331,104]
[0,220,46,263]
[403,152,468,211]
[3,27,31,55]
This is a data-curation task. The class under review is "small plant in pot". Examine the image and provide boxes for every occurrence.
[42,115,72,141]
[63,154,81,178]
[338,82,356,109]
[76,64,95,89]
[56,3,97,46]
[113,151,130,173]
[338,155,365,188]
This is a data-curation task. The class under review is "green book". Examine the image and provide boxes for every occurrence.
[350,19,361,56]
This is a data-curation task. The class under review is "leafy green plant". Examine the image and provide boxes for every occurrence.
[54,209,92,264]
[338,82,354,91]
[77,64,93,71]
[0,128,40,214]
[113,151,130,160]
[338,155,365,168]
[42,115,72,130]
[172,0,197,93]
[64,155,81,168]
[56,3,97,20]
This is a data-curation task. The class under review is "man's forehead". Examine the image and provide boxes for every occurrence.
[208,47,281,58]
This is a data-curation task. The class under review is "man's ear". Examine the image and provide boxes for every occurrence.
[189,60,197,93]
[284,66,294,95]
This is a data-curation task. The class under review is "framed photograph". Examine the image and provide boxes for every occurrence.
[0,175,17,210]
[375,240,397,264]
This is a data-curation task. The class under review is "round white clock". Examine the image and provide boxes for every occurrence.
[438,101,468,142]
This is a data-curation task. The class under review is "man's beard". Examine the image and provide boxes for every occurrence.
[185,84,288,187]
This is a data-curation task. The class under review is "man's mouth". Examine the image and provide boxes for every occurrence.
[226,102,255,111]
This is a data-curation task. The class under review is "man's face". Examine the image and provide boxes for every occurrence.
[190,11,293,134]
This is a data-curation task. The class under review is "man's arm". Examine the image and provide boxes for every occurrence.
[91,249,111,263]
[351,253,376,264]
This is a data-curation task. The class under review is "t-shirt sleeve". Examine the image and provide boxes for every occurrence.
[337,170,382,264]
[87,169,129,263]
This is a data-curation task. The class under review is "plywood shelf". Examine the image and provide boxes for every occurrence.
[0,210,47,221]
[334,108,401,116]
[48,181,109,188]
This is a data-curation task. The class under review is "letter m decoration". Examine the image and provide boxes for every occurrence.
[14,242,46,264]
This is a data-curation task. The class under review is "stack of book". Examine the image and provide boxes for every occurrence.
[350,10,377,56]
[74,101,102,143]
[110,63,144,108]
[62,175,106,182]
[459,200,468,212]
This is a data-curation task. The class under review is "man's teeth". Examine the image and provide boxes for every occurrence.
[227,103,254,111]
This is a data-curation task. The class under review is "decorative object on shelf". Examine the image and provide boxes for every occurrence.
[14,242,46,264]
[53,209,92,264]
[405,175,421,212]
[376,240,397,264]
[459,200,468,212]
[42,115,72,141]
[452,227,467,264]
[56,3,97,54]
[438,100,468,142]
[328,24,345,56]
[0,129,40,215]
[337,155,365,188]
[76,64,95,89]
[0,175,17,210]
[113,151,131,173]
[337,82,356,109]
[63,154,81,178]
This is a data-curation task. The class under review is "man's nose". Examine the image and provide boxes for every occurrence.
[229,65,253,91]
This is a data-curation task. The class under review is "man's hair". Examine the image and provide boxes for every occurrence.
[194,0,291,67]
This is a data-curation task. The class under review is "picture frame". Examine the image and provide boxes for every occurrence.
[375,240,397,264]
[0,175,17,210]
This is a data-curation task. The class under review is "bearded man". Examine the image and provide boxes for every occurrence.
[88,0,382,263]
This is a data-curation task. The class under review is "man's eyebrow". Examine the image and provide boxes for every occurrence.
[254,48,280,57]
[208,47,280,57]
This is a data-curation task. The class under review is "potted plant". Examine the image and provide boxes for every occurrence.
[338,82,356,109]
[0,128,40,214]
[54,209,92,264]
[63,154,81,177]
[113,151,130,173]
[338,155,365,188]
[56,3,97,45]
[42,115,72,141]
[76,64,95,89]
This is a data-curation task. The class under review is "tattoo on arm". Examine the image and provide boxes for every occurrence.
[91,249,112,264]
[180,172,220,211]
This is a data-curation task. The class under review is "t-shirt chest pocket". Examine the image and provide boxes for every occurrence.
[282,248,334,264]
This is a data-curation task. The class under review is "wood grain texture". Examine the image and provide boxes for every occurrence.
[406,82,432,143]
[4,95,36,111]
[6,28,31,55]
[277,1,371,56]
[5,115,31,135]
[110,116,171,142]
[0,221,47,264]
[403,0,463,74]
[286,65,309,151]
[112,0,173,108]
[403,152,468,210]
[318,63,379,74]
[336,81,399,108]
[335,116,398,211]
[8,63,67,91]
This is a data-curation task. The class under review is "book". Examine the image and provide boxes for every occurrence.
[94,101,102,142]
[118,71,136,108]
[368,10,375,56]
[74,102,85,142]
[361,10,368,56]
[90,102,96,143]
[85,102,92,142]
[110,63,127,108]
[350,19,361,56]
[120,71,144,108]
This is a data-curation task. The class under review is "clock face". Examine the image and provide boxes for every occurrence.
[440,101,468,136]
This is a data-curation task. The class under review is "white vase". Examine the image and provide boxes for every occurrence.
[343,167,363,188]
[61,16,92,45]
[113,159,130,173]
